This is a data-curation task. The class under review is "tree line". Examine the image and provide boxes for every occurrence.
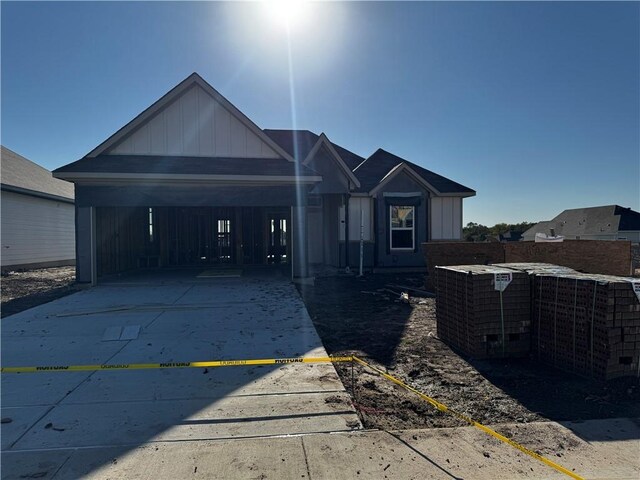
[462,221,536,242]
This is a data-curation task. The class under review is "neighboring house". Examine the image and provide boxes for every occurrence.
[522,205,640,242]
[495,231,523,242]
[53,73,474,283]
[1,146,75,270]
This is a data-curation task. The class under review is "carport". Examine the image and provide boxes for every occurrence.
[94,205,291,277]
[51,73,326,285]
[57,157,321,284]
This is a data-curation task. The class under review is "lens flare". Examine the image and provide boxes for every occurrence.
[264,0,308,30]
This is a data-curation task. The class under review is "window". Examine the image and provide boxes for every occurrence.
[390,206,414,250]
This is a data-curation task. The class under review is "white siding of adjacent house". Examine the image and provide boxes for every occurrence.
[1,191,75,268]
[430,197,462,240]
[109,85,280,158]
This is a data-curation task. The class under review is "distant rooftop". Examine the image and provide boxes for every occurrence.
[523,205,640,238]
[1,146,74,201]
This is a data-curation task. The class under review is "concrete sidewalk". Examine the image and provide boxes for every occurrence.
[2,272,639,479]
[1,275,361,476]
[2,418,638,479]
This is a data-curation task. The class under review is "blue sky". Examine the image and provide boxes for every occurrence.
[2,1,638,225]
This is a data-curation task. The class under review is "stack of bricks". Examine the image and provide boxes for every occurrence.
[495,263,579,325]
[531,272,640,381]
[435,265,531,359]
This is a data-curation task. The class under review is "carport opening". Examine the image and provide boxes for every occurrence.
[96,206,291,278]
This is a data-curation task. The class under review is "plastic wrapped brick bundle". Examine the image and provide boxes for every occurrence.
[435,265,531,359]
[532,272,640,381]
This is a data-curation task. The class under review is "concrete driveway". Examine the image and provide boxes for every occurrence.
[1,272,360,479]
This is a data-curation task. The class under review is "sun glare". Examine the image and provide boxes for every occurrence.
[264,0,309,30]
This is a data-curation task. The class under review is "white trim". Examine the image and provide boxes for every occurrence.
[370,162,475,198]
[302,134,361,189]
[372,163,440,196]
[383,192,422,198]
[86,73,295,162]
[53,172,322,184]
[389,205,415,251]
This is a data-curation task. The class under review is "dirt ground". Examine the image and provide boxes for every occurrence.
[1,266,79,318]
[298,274,640,431]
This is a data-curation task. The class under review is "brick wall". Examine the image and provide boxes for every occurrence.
[632,244,640,277]
[504,240,632,276]
[423,242,506,289]
[423,240,633,289]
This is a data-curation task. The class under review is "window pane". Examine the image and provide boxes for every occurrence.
[392,230,413,249]
[391,206,414,228]
[404,208,413,228]
[391,206,401,228]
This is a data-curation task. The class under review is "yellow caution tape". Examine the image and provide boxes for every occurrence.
[352,356,584,480]
[0,356,354,374]
[1,352,583,479]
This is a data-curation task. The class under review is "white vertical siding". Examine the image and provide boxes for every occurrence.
[339,197,373,241]
[430,196,462,240]
[1,191,75,267]
[109,85,280,158]
[182,86,199,155]
[307,207,324,264]
[198,86,215,154]
[229,115,246,157]
[165,100,182,154]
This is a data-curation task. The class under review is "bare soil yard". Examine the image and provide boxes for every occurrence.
[1,266,79,318]
[298,274,640,431]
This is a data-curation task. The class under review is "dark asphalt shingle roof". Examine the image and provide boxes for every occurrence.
[53,155,320,177]
[263,130,319,161]
[263,129,366,170]
[332,143,366,171]
[1,146,74,200]
[523,205,640,238]
[353,149,475,194]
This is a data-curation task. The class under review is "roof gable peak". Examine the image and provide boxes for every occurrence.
[85,73,294,161]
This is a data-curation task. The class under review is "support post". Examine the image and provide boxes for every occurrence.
[344,194,350,272]
[358,208,364,277]
[291,204,309,279]
[76,206,97,284]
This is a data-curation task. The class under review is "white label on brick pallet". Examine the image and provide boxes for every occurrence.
[494,272,513,292]
[633,282,640,302]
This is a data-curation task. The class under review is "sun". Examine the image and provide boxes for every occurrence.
[264,0,309,30]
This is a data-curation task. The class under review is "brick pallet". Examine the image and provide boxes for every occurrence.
[531,272,640,381]
[435,265,531,359]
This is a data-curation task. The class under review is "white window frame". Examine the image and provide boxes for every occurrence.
[389,205,415,251]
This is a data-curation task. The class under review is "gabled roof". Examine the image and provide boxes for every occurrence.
[1,146,74,201]
[263,129,366,170]
[86,73,294,161]
[523,205,640,238]
[353,149,475,196]
[263,130,319,161]
[264,129,362,189]
[53,155,321,183]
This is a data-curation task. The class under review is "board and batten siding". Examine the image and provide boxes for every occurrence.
[109,85,280,159]
[430,197,462,240]
[339,197,373,241]
[1,191,75,268]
